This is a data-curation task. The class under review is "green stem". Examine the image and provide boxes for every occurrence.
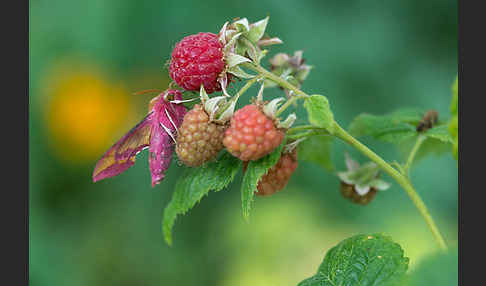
[287,130,329,141]
[235,75,262,100]
[403,135,426,176]
[287,125,326,134]
[333,123,447,250]
[275,95,307,117]
[246,62,448,250]
[215,75,261,118]
[243,63,309,97]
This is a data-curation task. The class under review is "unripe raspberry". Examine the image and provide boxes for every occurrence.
[169,32,228,94]
[176,104,226,166]
[340,182,378,205]
[243,149,298,196]
[223,104,285,161]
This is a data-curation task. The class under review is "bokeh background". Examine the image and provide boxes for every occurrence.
[29,0,458,285]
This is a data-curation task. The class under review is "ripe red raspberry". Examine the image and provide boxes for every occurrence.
[340,182,378,205]
[223,104,285,161]
[169,32,228,94]
[243,149,298,196]
[176,104,226,166]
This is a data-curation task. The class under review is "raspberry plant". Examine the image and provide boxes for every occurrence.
[93,17,458,285]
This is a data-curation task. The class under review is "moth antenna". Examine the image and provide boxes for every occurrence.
[160,123,176,143]
[164,109,179,132]
[170,97,199,104]
[133,89,162,95]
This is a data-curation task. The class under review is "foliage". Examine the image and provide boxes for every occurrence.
[298,135,334,171]
[162,151,241,245]
[348,108,424,144]
[304,95,335,134]
[298,234,409,286]
[240,143,285,220]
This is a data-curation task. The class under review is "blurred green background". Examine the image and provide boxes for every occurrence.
[29,0,457,285]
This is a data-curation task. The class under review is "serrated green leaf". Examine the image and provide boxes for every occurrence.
[162,151,242,245]
[298,234,409,286]
[304,95,335,133]
[423,125,454,144]
[241,143,285,220]
[298,135,334,171]
[348,108,425,144]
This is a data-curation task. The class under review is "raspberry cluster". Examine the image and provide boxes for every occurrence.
[245,149,298,196]
[223,104,285,161]
[176,104,226,167]
[169,32,227,94]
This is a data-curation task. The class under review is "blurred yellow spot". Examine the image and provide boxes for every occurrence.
[43,63,135,163]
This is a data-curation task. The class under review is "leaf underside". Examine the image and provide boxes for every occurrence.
[162,151,242,245]
[298,135,334,171]
[348,108,425,144]
[241,143,285,220]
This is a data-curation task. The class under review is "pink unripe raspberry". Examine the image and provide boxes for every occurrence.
[169,32,228,94]
[223,104,285,161]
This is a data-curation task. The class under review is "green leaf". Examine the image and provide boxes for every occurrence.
[162,151,242,245]
[226,52,251,68]
[247,16,268,43]
[233,18,250,32]
[227,65,256,79]
[348,108,425,143]
[450,75,458,116]
[241,143,285,220]
[399,135,452,165]
[298,234,409,286]
[406,248,458,286]
[304,95,335,133]
[423,125,454,144]
[298,135,334,171]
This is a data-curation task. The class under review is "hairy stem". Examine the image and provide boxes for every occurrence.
[403,135,426,176]
[287,130,329,141]
[243,63,309,97]
[248,62,448,250]
[215,75,261,118]
[287,125,327,134]
[275,95,307,117]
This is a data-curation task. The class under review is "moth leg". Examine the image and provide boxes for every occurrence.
[170,97,199,104]
[160,122,176,143]
[164,108,179,133]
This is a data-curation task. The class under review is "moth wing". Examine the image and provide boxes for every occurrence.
[149,120,175,187]
[92,112,153,182]
[148,95,187,187]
